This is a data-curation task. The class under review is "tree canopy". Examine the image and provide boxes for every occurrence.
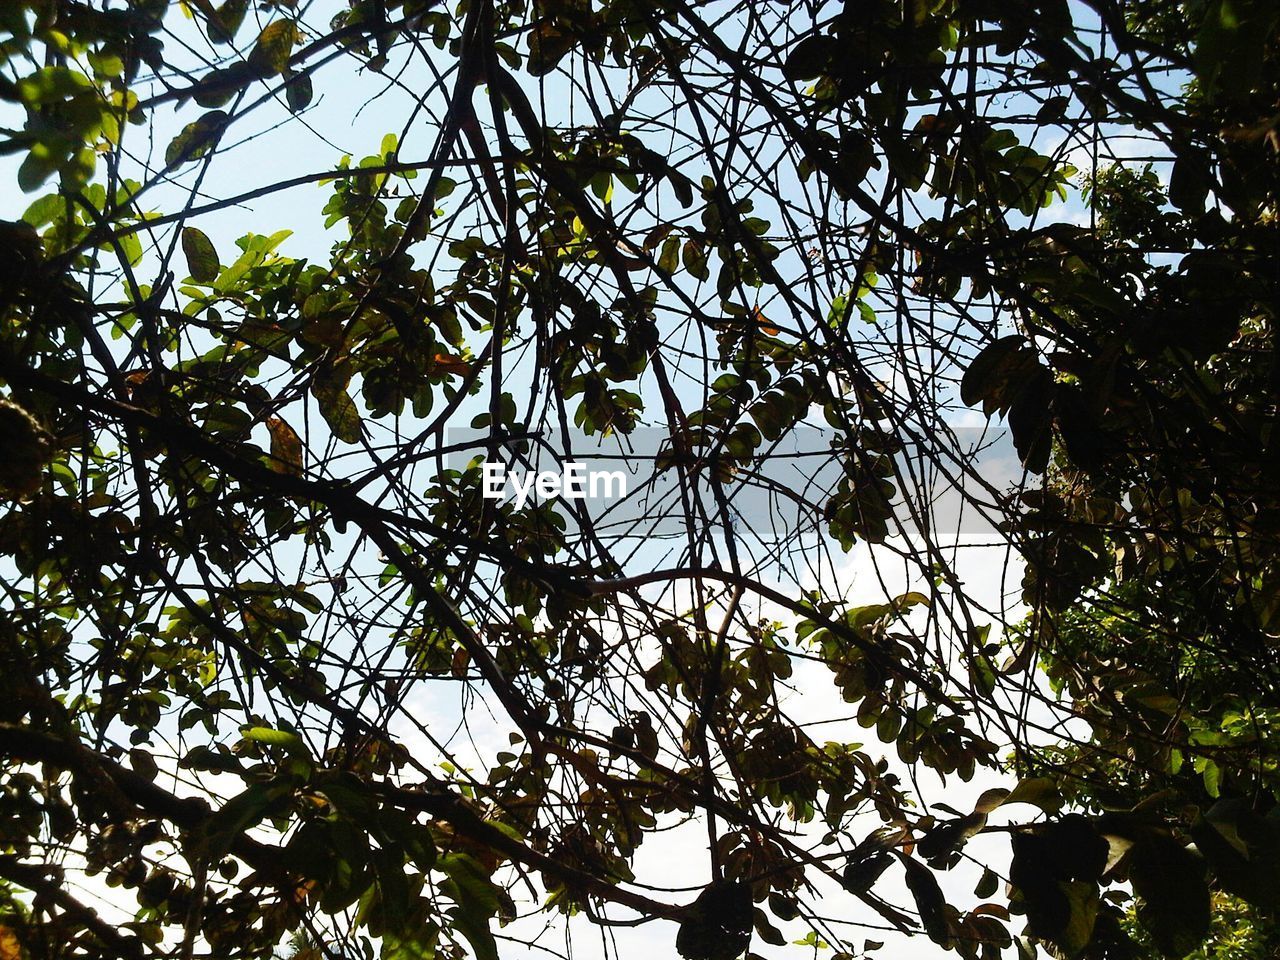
[1,0,1279,959]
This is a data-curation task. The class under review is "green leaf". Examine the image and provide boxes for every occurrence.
[194,63,256,109]
[1191,800,1280,910]
[201,779,292,856]
[1201,758,1221,798]
[988,778,1061,812]
[181,227,220,283]
[753,908,786,946]
[207,0,249,44]
[370,843,411,935]
[18,144,61,193]
[22,193,66,228]
[842,851,892,893]
[1055,881,1100,957]
[528,22,576,77]
[918,812,987,864]
[1036,95,1070,123]
[1129,834,1210,958]
[675,882,752,960]
[670,172,694,208]
[682,240,709,281]
[180,745,245,774]
[440,854,499,960]
[312,364,363,444]
[15,65,94,107]
[284,71,313,113]
[1169,153,1212,213]
[60,147,96,191]
[1009,820,1108,956]
[960,335,1029,412]
[767,892,799,921]
[975,867,998,899]
[1193,0,1279,100]
[242,725,312,760]
[1007,366,1054,473]
[658,235,680,274]
[118,231,143,268]
[973,787,1011,813]
[783,33,837,81]
[901,855,949,945]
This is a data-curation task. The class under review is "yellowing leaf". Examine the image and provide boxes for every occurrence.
[0,398,52,500]
[266,416,303,475]
[0,923,21,960]
[433,353,471,377]
[753,306,779,336]
[451,646,470,679]
[248,20,297,77]
[165,110,227,166]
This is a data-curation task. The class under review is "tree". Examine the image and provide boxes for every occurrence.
[0,0,1277,958]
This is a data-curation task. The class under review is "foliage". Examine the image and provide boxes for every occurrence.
[0,0,1278,959]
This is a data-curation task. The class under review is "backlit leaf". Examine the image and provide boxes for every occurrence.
[165,111,227,166]
[249,20,298,77]
[266,416,303,475]
[181,226,220,283]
